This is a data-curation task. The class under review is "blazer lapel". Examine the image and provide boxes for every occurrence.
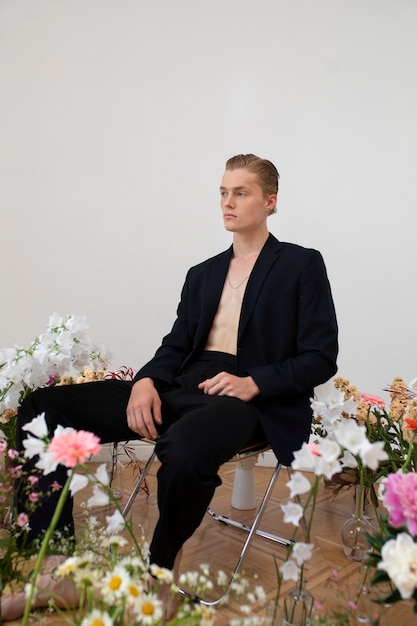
[238,234,283,342]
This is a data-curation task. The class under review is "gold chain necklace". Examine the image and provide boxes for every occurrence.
[227,274,250,290]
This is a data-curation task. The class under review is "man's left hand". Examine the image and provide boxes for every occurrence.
[198,372,260,402]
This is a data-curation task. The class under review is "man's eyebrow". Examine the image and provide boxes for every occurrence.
[219,185,250,191]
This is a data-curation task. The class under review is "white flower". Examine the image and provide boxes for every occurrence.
[313,455,342,480]
[286,472,311,497]
[125,578,144,608]
[377,532,417,599]
[281,501,304,526]
[340,449,358,469]
[105,509,125,535]
[280,559,300,582]
[197,605,216,626]
[22,434,47,460]
[333,419,368,455]
[95,462,110,486]
[81,609,114,626]
[22,413,48,438]
[252,585,266,603]
[0,314,110,414]
[87,484,110,508]
[359,440,389,471]
[310,389,357,426]
[100,565,131,600]
[102,535,129,549]
[69,473,89,496]
[292,443,317,472]
[149,563,174,584]
[55,556,83,578]
[135,593,164,624]
[315,438,341,462]
[34,449,60,474]
[377,477,388,501]
[292,542,314,566]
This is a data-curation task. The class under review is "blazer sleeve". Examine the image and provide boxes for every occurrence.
[247,249,338,398]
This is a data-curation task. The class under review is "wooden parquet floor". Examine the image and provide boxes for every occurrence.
[3,459,415,625]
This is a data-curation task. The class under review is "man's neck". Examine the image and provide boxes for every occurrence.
[232,231,269,259]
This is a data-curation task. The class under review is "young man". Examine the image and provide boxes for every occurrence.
[3,154,338,618]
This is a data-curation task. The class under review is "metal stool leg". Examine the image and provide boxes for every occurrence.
[121,448,157,518]
[181,461,288,606]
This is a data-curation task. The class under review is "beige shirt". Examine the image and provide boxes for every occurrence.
[204,276,248,355]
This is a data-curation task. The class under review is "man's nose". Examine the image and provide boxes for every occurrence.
[223,193,234,207]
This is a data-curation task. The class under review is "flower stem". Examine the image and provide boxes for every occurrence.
[21,470,73,626]
[401,440,414,472]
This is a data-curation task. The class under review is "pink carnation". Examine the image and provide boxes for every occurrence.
[384,472,417,536]
[47,429,101,468]
[360,393,385,409]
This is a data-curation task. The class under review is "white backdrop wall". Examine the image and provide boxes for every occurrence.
[1,0,416,399]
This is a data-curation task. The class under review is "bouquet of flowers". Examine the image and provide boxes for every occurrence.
[367,469,417,611]
[310,376,417,491]
[0,313,111,449]
[1,413,269,625]
[310,375,417,613]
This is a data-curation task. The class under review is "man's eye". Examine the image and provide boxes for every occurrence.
[237,192,246,197]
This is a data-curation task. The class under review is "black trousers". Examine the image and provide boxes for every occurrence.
[16,352,265,568]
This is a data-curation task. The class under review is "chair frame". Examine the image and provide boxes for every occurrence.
[117,440,306,606]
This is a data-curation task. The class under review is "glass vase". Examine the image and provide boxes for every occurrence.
[341,484,374,562]
[283,584,314,626]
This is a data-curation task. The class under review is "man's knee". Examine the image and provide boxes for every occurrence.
[156,429,218,478]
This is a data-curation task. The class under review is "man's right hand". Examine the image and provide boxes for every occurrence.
[126,377,162,440]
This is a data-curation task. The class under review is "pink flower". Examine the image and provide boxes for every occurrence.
[29,492,39,503]
[11,465,23,478]
[17,512,29,527]
[0,442,6,454]
[28,475,39,485]
[47,428,101,468]
[360,393,385,409]
[307,442,322,456]
[384,472,417,536]
[7,449,19,459]
[51,481,62,491]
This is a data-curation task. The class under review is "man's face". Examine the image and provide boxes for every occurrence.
[219,168,276,234]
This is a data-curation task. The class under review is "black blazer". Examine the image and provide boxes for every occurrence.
[134,233,338,465]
